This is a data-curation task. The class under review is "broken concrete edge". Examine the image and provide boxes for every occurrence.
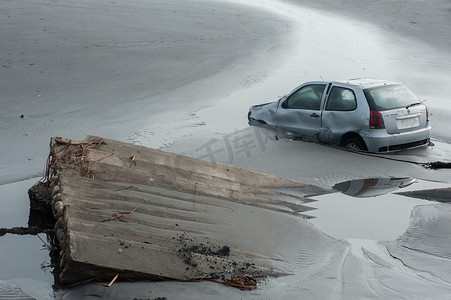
[62,261,278,290]
[46,136,107,278]
[61,260,173,286]
[28,181,52,215]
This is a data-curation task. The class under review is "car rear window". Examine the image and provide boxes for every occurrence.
[363,84,419,111]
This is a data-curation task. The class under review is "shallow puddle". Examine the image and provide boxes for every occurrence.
[309,178,448,241]
[0,234,54,283]
[332,177,416,198]
[0,178,54,297]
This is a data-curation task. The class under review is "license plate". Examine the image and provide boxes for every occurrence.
[397,116,420,129]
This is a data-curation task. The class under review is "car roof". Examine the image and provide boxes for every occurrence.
[333,78,401,89]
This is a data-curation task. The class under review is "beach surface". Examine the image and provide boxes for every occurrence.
[1,0,451,299]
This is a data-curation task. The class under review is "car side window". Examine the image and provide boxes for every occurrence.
[325,87,357,111]
[283,84,325,110]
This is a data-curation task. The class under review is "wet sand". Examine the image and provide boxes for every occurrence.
[284,0,451,52]
[0,0,291,185]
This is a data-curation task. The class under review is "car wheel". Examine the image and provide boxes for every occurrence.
[343,137,367,151]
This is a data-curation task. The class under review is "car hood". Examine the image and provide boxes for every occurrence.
[249,100,280,125]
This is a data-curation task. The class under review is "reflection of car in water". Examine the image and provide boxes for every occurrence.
[333,177,416,198]
[248,78,431,153]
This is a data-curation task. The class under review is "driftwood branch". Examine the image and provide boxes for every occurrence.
[97,152,114,162]
[101,206,140,222]
[106,273,120,287]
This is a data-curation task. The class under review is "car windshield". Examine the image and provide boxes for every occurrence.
[364,84,420,111]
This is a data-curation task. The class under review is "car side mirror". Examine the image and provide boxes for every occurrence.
[281,99,287,108]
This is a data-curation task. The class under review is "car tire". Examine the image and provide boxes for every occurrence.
[343,137,367,151]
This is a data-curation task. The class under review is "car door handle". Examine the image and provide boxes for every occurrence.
[310,113,320,118]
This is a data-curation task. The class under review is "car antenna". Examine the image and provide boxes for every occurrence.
[320,75,324,81]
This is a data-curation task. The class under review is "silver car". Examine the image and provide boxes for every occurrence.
[248,78,431,153]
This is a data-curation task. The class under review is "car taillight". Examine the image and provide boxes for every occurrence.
[425,104,429,122]
[370,110,384,129]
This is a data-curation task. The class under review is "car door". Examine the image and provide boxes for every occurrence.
[321,85,362,144]
[273,83,326,137]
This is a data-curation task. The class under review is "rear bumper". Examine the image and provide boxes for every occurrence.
[362,125,431,153]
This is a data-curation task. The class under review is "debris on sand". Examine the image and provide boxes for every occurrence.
[423,161,451,169]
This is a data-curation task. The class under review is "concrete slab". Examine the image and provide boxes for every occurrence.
[46,136,332,284]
